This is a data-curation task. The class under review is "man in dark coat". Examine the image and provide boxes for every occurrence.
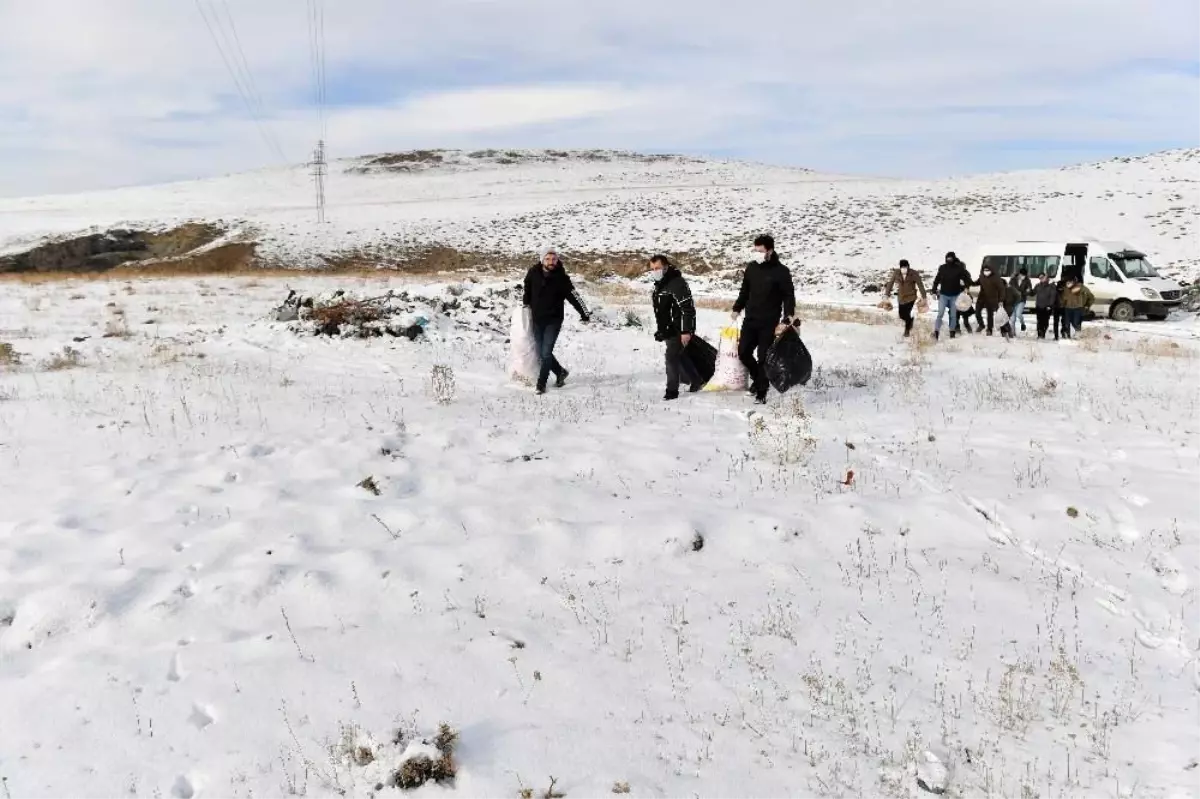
[974,263,1007,335]
[1009,268,1032,334]
[1033,272,1058,339]
[649,255,702,400]
[522,246,591,394]
[930,252,973,340]
[731,234,796,404]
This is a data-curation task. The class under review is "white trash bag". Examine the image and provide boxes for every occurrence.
[994,307,1010,329]
[508,306,540,384]
[954,293,973,312]
[704,326,748,392]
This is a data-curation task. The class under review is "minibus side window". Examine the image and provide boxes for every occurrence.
[1090,257,1121,281]
[982,255,1010,276]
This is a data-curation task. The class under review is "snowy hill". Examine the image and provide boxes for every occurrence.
[1,147,1197,292]
[0,272,1197,797]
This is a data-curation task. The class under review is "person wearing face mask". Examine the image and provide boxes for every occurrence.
[731,234,796,404]
[883,258,927,337]
[1009,267,1032,335]
[930,252,973,340]
[974,263,1007,336]
[1058,277,1094,339]
[1033,272,1058,339]
[522,246,591,395]
[649,255,703,400]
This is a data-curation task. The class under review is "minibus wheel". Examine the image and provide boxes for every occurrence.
[1109,300,1135,323]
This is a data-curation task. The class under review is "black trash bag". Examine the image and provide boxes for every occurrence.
[681,335,717,385]
[765,325,812,394]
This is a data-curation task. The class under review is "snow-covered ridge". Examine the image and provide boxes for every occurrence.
[1,148,1196,290]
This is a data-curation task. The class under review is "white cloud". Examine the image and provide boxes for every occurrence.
[0,0,1196,195]
[332,84,662,138]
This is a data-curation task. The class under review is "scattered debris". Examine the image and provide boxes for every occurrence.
[1066,506,1080,518]
[273,284,520,341]
[357,476,381,496]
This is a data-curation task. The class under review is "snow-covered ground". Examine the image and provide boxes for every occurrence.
[1,274,1197,798]
[1,147,1197,293]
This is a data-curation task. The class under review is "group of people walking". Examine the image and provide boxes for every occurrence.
[523,235,797,404]
[522,238,1099,404]
[884,252,1096,341]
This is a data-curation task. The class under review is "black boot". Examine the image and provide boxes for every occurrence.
[688,380,704,393]
[664,389,679,401]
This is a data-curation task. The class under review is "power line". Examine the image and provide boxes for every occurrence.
[307,0,328,140]
[215,0,282,157]
[194,0,286,163]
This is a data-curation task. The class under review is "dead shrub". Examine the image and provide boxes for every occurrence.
[1033,377,1058,397]
[309,299,387,336]
[391,722,458,790]
[0,341,20,367]
[43,346,83,371]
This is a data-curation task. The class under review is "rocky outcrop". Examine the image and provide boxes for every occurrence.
[0,223,224,274]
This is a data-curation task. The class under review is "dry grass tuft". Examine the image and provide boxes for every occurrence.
[430,364,456,405]
[1133,337,1194,359]
[0,341,20,367]
[796,303,893,326]
[43,346,84,371]
[527,776,565,799]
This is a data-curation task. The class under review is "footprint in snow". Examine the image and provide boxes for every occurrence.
[1132,602,1178,651]
[1107,503,1141,543]
[1121,491,1149,507]
[1094,596,1127,617]
[188,702,216,730]
[172,774,198,799]
[1148,551,1189,595]
[167,652,186,682]
[915,750,949,794]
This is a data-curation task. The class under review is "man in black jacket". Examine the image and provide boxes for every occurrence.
[649,255,702,400]
[731,234,796,404]
[522,247,591,394]
[930,251,973,340]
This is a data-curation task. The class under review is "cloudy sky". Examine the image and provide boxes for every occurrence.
[0,0,1196,196]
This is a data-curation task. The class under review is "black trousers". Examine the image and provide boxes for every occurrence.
[898,301,915,333]
[977,306,996,334]
[738,321,776,396]
[1035,308,1053,338]
[664,337,699,394]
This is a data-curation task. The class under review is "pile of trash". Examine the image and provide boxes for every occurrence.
[272,283,522,341]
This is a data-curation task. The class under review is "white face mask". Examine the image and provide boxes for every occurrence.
[752,251,767,264]
[649,269,663,282]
